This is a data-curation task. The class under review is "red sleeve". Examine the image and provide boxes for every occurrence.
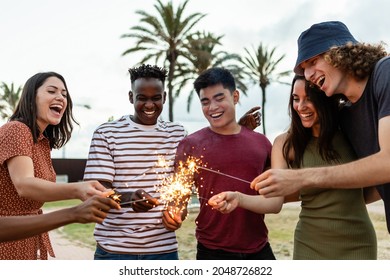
[0,121,34,165]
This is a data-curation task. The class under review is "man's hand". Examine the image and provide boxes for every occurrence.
[131,189,160,212]
[238,106,261,130]
[250,169,304,197]
[162,206,187,231]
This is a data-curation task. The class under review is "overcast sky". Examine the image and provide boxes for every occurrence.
[1,0,389,158]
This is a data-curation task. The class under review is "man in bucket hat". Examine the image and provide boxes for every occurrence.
[250,21,390,233]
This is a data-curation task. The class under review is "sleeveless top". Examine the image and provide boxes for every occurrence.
[293,132,377,260]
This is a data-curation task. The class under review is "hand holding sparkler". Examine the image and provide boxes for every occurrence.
[162,205,187,231]
[208,191,241,214]
[74,195,121,223]
[108,189,160,212]
[130,189,160,212]
[155,157,196,230]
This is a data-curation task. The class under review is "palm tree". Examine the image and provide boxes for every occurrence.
[0,82,22,120]
[120,0,206,121]
[242,43,291,135]
[175,31,248,112]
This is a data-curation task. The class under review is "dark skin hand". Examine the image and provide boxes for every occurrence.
[100,181,159,212]
[162,206,188,231]
[238,106,261,130]
[130,189,160,212]
[0,195,120,243]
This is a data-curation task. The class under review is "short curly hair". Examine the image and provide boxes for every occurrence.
[128,64,167,84]
[325,42,388,80]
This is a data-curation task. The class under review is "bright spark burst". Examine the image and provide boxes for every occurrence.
[156,155,169,169]
[155,155,251,216]
[156,156,201,217]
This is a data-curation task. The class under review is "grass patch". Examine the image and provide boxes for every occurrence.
[45,202,389,260]
[59,223,96,248]
[44,199,79,209]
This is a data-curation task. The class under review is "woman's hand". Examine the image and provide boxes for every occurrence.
[208,191,240,214]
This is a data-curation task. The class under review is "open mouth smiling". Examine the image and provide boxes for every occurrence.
[50,104,63,115]
[300,112,313,119]
[314,76,325,88]
[210,112,223,119]
[144,110,156,116]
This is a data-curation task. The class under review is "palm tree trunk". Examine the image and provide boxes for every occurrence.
[261,85,266,135]
[167,50,177,122]
[167,73,174,122]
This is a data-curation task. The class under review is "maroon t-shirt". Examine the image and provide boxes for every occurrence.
[175,126,272,253]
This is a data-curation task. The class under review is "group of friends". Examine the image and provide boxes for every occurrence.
[1,20,389,260]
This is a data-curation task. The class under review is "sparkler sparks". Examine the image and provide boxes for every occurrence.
[155,156,200,217]
[110,154,251,213]
[155,155,252,217]
[108,192,122,204]
[131,154,171,180]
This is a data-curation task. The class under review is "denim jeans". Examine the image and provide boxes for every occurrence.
[94,245,179,260]
[196,242,276,260]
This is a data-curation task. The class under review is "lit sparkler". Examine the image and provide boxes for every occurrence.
[108,191,122,204]
[119,198,149,206]
[196,165,251,184]
[155,156,252,216]
[155,156,200,217]
[131,154,171,180]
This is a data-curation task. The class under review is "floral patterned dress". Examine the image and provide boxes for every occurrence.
[0,121,55,259]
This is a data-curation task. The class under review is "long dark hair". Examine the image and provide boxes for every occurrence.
[10,72,78,149]
[283,75,341,168]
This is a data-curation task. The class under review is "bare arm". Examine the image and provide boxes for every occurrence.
[208,191,282,214]
[271,133,300,203]
[209,134,290,214]
[7,156,108,202]
[0,195,120,242]
[252,116,390,197]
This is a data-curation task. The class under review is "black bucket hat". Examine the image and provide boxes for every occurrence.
[294,21,358,75]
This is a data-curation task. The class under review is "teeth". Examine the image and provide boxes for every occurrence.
[300,113,313,118]
[50,105,63,113]
[144,111,155,115]
[317,76,325,87]
[211,113,223,118]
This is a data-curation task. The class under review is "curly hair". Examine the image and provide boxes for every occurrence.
[325,42,388,80]
[128,64,167,85]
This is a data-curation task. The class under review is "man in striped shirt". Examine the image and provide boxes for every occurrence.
[84,64,187,260]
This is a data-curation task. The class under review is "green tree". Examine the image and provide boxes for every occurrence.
[242,43,291,135]
[175,31,248,112]
[0,82,22,120]
[121,0,206,121]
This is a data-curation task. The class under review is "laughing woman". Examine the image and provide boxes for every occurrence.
[0,72,112,259]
